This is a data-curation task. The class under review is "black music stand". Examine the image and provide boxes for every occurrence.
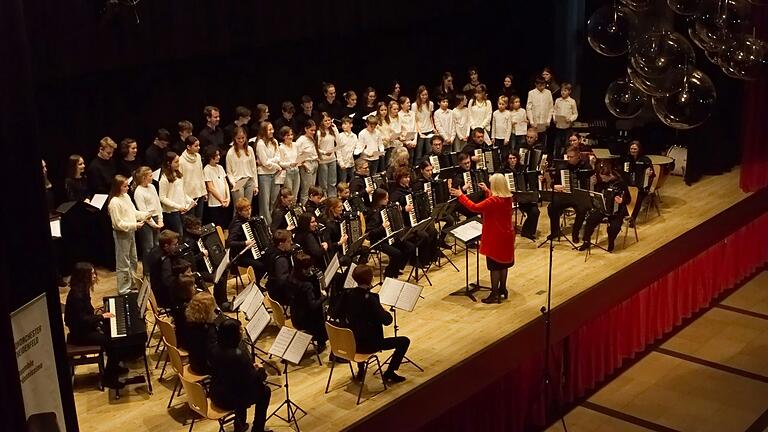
[536,185,585,250]
[382,306,424,372]
[581,190,611,261]
[446,217,488,302]
[223,246,255,296]
[404,218,435,285]
[368,228,404,287]
[431,201,460,272]
[345,231,369,259]
[267,328,312,431]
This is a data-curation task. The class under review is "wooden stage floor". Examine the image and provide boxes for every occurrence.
[69,168,752,432]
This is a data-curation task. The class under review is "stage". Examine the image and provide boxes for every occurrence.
[70,167,768,432]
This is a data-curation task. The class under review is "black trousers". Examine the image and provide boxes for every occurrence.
[518,203,540,237]
[233,383,271,431]
[378,240,415,277]
[582,210,623,244]
[359,336,410,374]
[547,200,588,238]
[630,190,648,221]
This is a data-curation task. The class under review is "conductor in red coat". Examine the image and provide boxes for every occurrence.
[450,173,516,303]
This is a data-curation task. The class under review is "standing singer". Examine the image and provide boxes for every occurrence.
[449,174,515,304]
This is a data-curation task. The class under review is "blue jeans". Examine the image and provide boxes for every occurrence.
[317,161,338,197]
[113,230,138,294]
[137,217,160,274]
[189,198,205,221]
[163,211,183,236]
[282,168,300,197]
[337,165,354,184]
[299,163,318,204]
[258,174,279,225]
[231,177,256,205]
[414,135,432,163]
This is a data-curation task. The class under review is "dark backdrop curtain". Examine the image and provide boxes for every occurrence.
[739,5,768,192]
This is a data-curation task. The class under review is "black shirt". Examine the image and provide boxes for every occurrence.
[145,144,167,171]
[226,215,249,255]
[65,177,91,202]
[64,291,102,341]
[317,99,343,122]
[265,247,292,306]
[273,115,300,137]
[87,156,116,195]
[117,158,142,178]
[270,206,289,233]
[295,110,322,130]
[146,246,176,309]
[199,125,224,150]
[293,228,326,270]
[223,122,250,146]
[330,286,392,354]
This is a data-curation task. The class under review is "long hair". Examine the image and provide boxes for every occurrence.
[415,85,429,111]
[375,102,389,125]
[161,152,182,182]
[323,197,342,221]
[185,292,216,323]
[273,186,293,210]
[66,154,83,180]
[257,122,278,150]
[108,175,128,202]
[69,262,96,297]
[318,112,336,138]
[489,173,512,198]
[232,126,249,158]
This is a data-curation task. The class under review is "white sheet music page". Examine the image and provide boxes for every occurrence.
[214,249,231,283]
[245,305,271,342]
[89,194,108,210]
[233,282,255,310]
[49,220,62,238]
[152,169,161,182]
[451,220,483,243]
[324,254,340,288]
[283,330,312,365]
[344,263,357,288]
[268,326,296,357]
[244,288,263,320]
[378,278,403,307]
[395,282,423,312]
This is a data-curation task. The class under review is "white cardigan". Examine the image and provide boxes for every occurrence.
[133,184,163,223]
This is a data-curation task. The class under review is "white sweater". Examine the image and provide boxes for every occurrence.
[398,110,417,146]
[336,131,358,169]
[159,174,192,213]
[526,88,554,127]
[357,128,384,161]
[433,108,455,142]
[491,110,513,141]
[179,150,206,199]
[468,99,492,131]
[510,108,528,136]
[452,107,470,141]
[317,128,338,163]
[133,184,163,223]
[296,135,319,167]
[226,146,258,182]
[412,101,435,133]
[108,194,149,232]
[278,143,298,169]
[552,96,579,129]
[255,138,281,175]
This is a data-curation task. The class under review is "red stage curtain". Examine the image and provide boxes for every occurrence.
[420,213,768,432]
[739,5,768,192]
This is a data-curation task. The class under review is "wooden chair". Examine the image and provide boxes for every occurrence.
[324,322,387,405]
[156,316,188,380]
[66,343,104,391]
[215,225,226,245]
[644,164,663,220]
[226,265,254,294]
[166,343,209,408]
[147,292,169,351]
[264,293,322,365]
[181,375,235,432]
[623,186,640,247]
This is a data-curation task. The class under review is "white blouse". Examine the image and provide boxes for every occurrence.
[510,108,528,136]
[278,143,298,169]
[295,135,319,167]
[336,131,358,169]
[526,88,554,127]
[468,99,492,131]
[491,110,513,140]
[255,138,281,175]
[203,164,229,207]
[316,128,338,164]
[452,107,470,140]
[411,101,435,133]
[357,128,384,161]
[226,146,258,182]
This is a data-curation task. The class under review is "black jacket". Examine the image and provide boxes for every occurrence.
[265,247,293,306]
[293,229,326,270]
[288,273,326,331]
[181,321,218,376]
[146,246,175,309]
[270,206,289,233]
[64,291,103,341]
[226,215,249,255]
[331,286,392,354]
[209,345,266,410]
[364,206,387,243]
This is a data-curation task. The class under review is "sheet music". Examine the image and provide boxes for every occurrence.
[245,305,271,342]
[396,282,422,312]
[232,177,248,192]
[451,221,483,243]
[49,219,61,238]
[214,249,231,283]
[89,194,108,210]
[324,254,340,288]
[283,330,312,364]
[379,278,402,307]
[152,169,161,182]
[268,327,296,357]
[244,288,264,320]
[137,278,151,316]
[344,263,357,288]
[233,282,255,310]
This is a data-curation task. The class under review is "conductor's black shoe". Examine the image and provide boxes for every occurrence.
[382,371,406,383]
[500,287,509,299]
[578,242,591,251]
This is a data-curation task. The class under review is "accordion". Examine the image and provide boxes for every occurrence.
[284,205,305,229]
[430,179,451,206]
[505,172,526,192]
[430,152,459,173]
[197,223,226,274]
[405,191,431,227]
[483,148,503,174]
[243,216,272,259]
[340,212,364,256]
[623,160,651,190]
[589,187,621,216]
[380,203,405,245]
[345,193,368,214]
[463,170,488,195]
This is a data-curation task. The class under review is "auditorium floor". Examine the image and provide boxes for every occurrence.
[65,168,758,432]
[545,270,768,432]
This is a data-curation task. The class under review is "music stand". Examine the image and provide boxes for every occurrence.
[377,278,424,372]
[238,286,282,376]
[345,231,369,259]
[369,228,404,287]
[430,201,460,272]
[267,327,313,431]
[537,185,580,250]
[404,218,435,285]
[581,189,610,261]
[446,217,488,302]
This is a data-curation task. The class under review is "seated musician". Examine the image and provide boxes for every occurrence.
[227,197,268,285]
[305,185,325,217]
[518,127,543,154]
[209,318,271,432]
[329,264,410,383]
[262,229,293,307]
[293,212,329,270]
[288,252,328,353]
[169,271,198,349]
[365,188,416,278]
[349,158,376,206]
[461,127,487,169]
[386,147,411,185]
[388,167,439,264]
[419,134,446,166]
[452,152,482,217]
[146,229,181,310]
[579,166,630,252]
[413,160,455,245]
[270,186,294,233]
[181,291,219,376]
[64,262,128,389]
[503,152,540,241]
[320,197,361,265]
[181,215,230,311]
[620,140,654,226]
[546,145,592,243]
[336,182,351,202]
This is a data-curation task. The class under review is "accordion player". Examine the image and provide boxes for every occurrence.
[579,167,630,252]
